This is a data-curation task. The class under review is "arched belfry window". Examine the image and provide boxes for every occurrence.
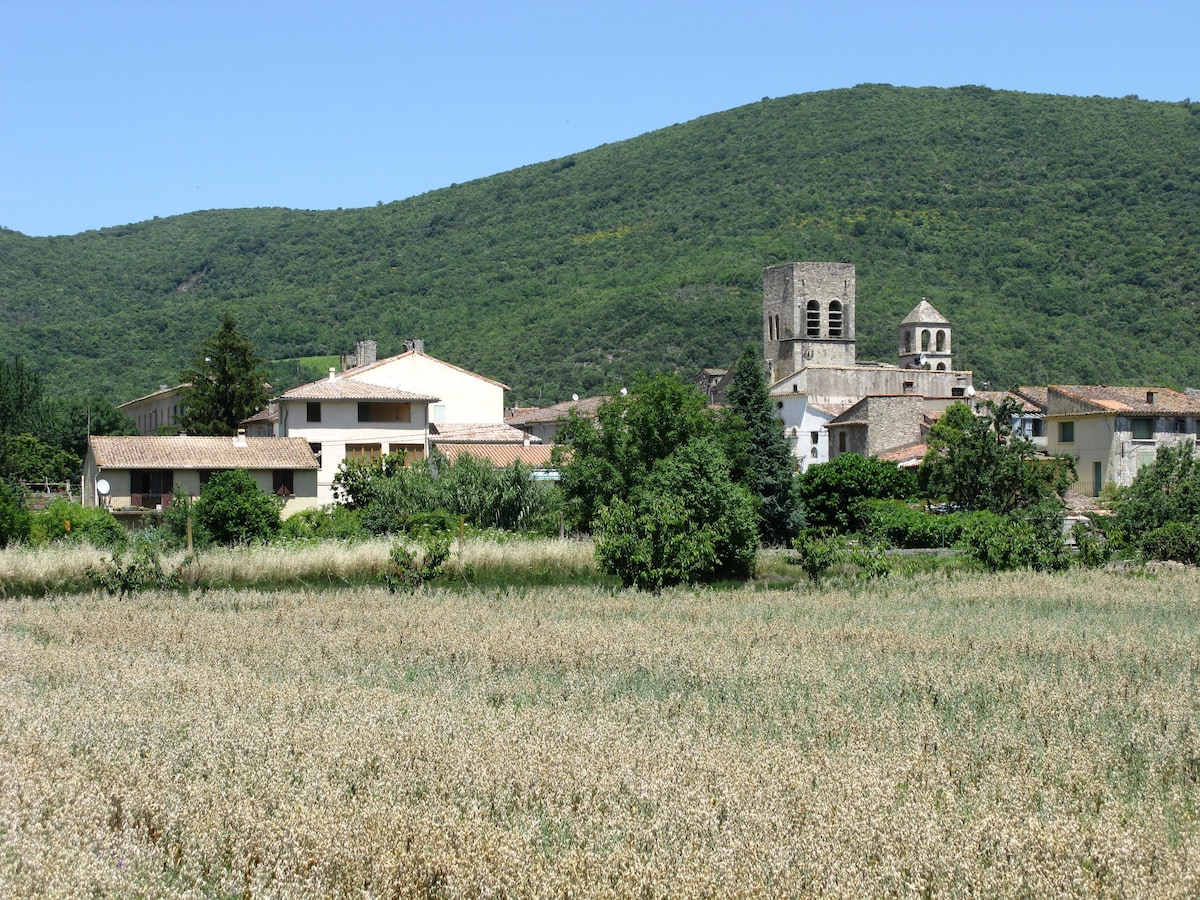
[904,330,913,353]
[828,300,843,338]
[921,329,931,352]
[936,330,946,352]
[806,300,820,337]
[936,362,946,371]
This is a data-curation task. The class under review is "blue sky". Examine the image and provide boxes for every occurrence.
[3,0,1196,237]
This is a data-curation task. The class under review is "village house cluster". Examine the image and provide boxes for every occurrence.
[86,262,1200,519]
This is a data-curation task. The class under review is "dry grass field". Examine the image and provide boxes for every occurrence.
[2,566,1199,898]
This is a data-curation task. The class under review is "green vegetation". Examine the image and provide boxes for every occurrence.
[3,86,1200,408]
[557,373,758,589]
[193,469,283,546]
[178,312,270,436]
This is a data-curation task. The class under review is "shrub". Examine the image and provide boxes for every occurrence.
[958,510,1070,573]
[1140,521,1200,565]
[31,499,126,550]
[194,470,281,546]
[796,454,916,533]
[1071,519,1111,568]
[383,532,452,592]
[280,504,366,541]
[0,480,31,547]
[595,442,757,591]
[857,499,969,549]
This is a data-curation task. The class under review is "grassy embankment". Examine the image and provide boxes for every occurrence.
[1,567,1198,897]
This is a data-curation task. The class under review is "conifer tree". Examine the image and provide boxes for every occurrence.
[724,345,801,545]
[178,314,269,436]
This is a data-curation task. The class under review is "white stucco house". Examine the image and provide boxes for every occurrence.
[274,345,519,504]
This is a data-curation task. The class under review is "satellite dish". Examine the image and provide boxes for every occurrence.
[572,393,579,401]
[919,353,928,367]
[620,387,628,396]
[966,385,976,397]
[96,479,110,496]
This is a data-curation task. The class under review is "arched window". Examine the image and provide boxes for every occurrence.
[774,314,781,340]
[828,300,843,338]
[921,329,931,351]
[806,300,820,337]
[767,316,774,341]
[904,330,913,353]
[936,363,946,371]
[936,330,946,352]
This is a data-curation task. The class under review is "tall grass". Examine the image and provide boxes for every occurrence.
[1,569,1197,896]
[0,535,601,596]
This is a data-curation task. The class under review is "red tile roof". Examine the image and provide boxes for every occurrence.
[89,436,319,469]
[1049,385,1200,416]
[435,443,557,468]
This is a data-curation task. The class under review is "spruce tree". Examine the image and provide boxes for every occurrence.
[724,345,801,546]
[178,313,269,436]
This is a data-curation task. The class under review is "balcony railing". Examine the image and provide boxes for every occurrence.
[130,493,171,510]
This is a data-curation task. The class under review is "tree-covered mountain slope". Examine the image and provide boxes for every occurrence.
[3,84,1199,406]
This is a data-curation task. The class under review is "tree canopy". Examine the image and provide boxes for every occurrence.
[178,313,270,436]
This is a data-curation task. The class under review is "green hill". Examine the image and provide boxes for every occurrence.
[3,84,1199,406]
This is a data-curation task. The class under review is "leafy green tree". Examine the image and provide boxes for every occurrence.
[178,314,269,436]
[595,441,758,590]
[194,469,281,545]
[796,453,916,533]
[554,373,712,532]
[918,399,1073,514]
[1108,441,1200,550]
[0,434,79,483]
[722,345,802,545]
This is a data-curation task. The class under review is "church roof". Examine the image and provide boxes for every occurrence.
[900,299,950,326]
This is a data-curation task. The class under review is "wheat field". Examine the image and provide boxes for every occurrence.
[1,568,1198,898]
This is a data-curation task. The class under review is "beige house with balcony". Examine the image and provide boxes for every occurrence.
[1044,385,1200,496]
[83,435,320,522]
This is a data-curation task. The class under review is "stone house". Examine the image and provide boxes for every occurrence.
[1044,385,1200,496]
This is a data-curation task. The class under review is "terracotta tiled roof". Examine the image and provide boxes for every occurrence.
[431,423,539,443]
[435,443,557,468]
[118,383,189,408]
[1014,385,1048,409]
[281,379,438,402]
[971,390,1039,414]
[505,396,608,426]
[1049,385,1200,416]
[877,442,928,468]
[241,402,278,425]
[89,436,319,469]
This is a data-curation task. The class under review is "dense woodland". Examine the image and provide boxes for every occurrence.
[3,84,1200,406]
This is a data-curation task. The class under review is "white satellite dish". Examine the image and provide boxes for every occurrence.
[919,353,928,367]
[966,385,976,397]
[96,479,110,496]
[620,387,628,396]
[572,393,579,401]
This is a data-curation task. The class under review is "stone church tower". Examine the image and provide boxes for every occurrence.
[763,262,857,383]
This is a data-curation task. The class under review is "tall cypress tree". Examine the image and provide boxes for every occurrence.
[178,313,269,436]
[724,345,801,545]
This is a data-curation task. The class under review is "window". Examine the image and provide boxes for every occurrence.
[388,444,426,466]
[1131,418,1154,441]
[806,300,820,337]
[1174,418,1187,434]
[903,381,915,393]
[936,363,946,371]
[810,431,819,445]
[921,329,931,351]
[306,402,321,423]
[272,470,294,496]
[1059,421,1074,443]
[358,402,412,423]
[951,387,966,397]
[838,431,847,453]
[308,442,322,461]
[346,443,383,462]
[903,330,913,353]
[130,469,174,508]
[810,447,818,459]
[828,300,843,338]
[936,330,946,352]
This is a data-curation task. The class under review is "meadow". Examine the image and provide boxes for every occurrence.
[1,557,1198,897]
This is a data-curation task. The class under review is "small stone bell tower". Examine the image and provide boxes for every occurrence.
[898,299,952,371]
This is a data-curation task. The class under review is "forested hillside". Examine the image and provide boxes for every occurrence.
[3,84,1199,406]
